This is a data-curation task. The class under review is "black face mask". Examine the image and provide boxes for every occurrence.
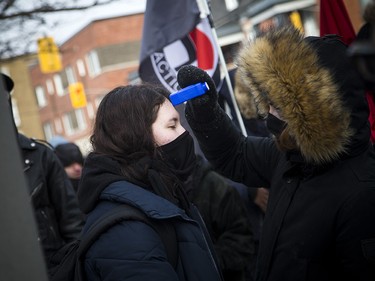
[159,131,196,181]
[266,113,287,137]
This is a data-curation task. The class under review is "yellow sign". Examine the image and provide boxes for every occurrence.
[69,82,87,108]
[37,37,62,73]
[290,11,304,32]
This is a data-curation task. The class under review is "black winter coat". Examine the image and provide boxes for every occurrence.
[179,29,375,281]
[19,133,84,272]
[186,158,254,281]
[186,110,375,281]
[78,153,223,281]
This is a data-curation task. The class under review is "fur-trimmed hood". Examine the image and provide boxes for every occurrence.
[236,27,369,164]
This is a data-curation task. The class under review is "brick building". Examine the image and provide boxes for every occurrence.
[29,13,144,153]
[4,0,371,155]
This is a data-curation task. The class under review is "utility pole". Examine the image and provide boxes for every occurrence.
[0,75,48,280]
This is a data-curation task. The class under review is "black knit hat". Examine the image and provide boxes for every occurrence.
[1,73,14,92]
[55,143,84,167]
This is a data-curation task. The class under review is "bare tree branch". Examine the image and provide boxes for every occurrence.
[0,0,119,20]
[0,0,121,59]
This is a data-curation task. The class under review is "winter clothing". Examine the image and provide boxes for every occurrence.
[1,73,14,92]
[78,153,222,281]
[185,156,254,281]
[237,29,368,164]
[55,142,84,167]
[19,133,84,274]
[55,142,84,192]
[177,27,375,281]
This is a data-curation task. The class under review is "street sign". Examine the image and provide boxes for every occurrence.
[37,37,62,73]
[69,82,87,108]
[290,11,303,32]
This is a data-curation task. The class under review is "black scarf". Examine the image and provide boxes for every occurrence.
[266,113,287,137]
[159,131,197,182]
[133,155,191,211]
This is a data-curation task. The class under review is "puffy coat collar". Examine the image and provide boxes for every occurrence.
[101,181,190,220]
[78,153,190,218]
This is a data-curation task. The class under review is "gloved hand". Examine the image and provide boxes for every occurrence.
[177,65,218,108]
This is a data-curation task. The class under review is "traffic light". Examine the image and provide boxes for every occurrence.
[37,37,62,73]
[69,82,87,108]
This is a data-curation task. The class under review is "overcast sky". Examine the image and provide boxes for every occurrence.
[42,0,146,46]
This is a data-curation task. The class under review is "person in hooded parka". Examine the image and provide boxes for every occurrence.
[176,26,375,281]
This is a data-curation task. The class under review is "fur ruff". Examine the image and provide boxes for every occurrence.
[234,69,258,119]
[236,27,352,164]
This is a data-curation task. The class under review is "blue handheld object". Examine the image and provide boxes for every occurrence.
[170,82,209,106]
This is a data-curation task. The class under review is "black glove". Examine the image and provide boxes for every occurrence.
[177,65,218,108]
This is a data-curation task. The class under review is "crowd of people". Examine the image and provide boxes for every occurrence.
[1,1,375,280]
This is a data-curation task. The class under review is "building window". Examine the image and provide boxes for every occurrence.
[43,122,54,141]
[86,102,95,119]
[76,59,86,77]
[96,41,141,68]
[66,65,77,84]
[53,74,64,96]
[46,79,54,95]
[60,70,69,90]
[86,50,101,77]
[35,85,47,107]
[63,109,87,136]
[54,118,63,134]
[11,99,21,127]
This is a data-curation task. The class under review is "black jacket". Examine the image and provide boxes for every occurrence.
[186,107,375,281]
[182,29,375,281]
[78,153,223,281]
[186,157,254,281]
[19,133,84,272]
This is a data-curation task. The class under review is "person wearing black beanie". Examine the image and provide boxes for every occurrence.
[55,142,84,192]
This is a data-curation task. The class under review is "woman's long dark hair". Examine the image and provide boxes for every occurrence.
[91,84,188,208]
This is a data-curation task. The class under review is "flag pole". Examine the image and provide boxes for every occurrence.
[196,0,248,136]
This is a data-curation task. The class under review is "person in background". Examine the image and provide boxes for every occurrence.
[177,26,375,281]
[55,142,84,192]
[218,68,270,138]
[230,183,268,281]
[77,84,223,280]
[1,73,84,277]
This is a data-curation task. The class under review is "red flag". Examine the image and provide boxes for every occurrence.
[139,0,220,93]
[319,0,356,45]
[189,18,220,83]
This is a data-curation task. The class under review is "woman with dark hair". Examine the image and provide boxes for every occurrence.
[77,84,223,281]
